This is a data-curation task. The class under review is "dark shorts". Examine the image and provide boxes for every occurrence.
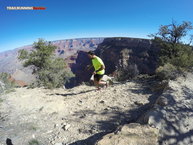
[94,74,104,81]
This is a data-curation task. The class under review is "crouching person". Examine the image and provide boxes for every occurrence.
[87,51,107,90]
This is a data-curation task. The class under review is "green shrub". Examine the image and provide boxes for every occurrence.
[28,139,40,145]
[158,42,193,69]
[156,63,179,80]
[36,58,74,89]
[169,44,193,69]
[0,98,3,103]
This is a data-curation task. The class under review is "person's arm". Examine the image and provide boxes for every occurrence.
[86,64,93,70]
[95,65,105,73]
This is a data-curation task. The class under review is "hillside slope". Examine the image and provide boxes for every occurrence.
[1,73,193,145]
[0,79,158,145]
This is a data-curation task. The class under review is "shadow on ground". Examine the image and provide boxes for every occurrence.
[69,88,161,145]
[158,86,193,145]
[49,89,96,97]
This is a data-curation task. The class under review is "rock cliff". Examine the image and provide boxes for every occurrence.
[70,37,160,85]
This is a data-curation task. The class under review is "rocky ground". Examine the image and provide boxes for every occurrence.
[1,73,193,145]
[0,79,158,145]
[144,73,193,145]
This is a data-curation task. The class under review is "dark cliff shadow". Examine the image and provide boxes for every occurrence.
[66,51,93,89]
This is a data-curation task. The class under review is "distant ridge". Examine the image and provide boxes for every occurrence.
[0,37,150,54]
[0,38,105,85]
[0,37,156,87]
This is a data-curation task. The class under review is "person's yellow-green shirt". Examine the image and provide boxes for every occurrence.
[92,56,105,75]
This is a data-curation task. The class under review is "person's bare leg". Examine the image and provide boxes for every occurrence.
[98,80,108,88]
[94,79,100,90]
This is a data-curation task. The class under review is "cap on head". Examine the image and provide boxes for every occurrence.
[87,51,95,56]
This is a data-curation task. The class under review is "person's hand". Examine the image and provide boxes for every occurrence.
[93,71,96,75]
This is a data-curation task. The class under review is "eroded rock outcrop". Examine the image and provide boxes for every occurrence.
[95,37,159,76]
[143,73,193,145]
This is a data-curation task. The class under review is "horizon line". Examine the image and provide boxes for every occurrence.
[0,36,150,53]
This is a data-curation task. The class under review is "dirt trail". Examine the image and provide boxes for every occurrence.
[0,81,153,145]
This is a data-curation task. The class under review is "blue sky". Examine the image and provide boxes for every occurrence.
[0,0,193,52]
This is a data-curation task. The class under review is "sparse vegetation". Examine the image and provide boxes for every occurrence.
[0,98,3,104]
[156,63,179,80]
[28,125,38,131]
[151,21,193,80]
[114,49,139,81]
[28,139,40,145]
[18,39,74,89]
[115,64,139,81]
[0,72,15,94]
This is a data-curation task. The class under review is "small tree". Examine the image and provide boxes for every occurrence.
[150,21,192,44]
[18,39,56,72]
[18,39,74,89]
[151,21,193,70]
